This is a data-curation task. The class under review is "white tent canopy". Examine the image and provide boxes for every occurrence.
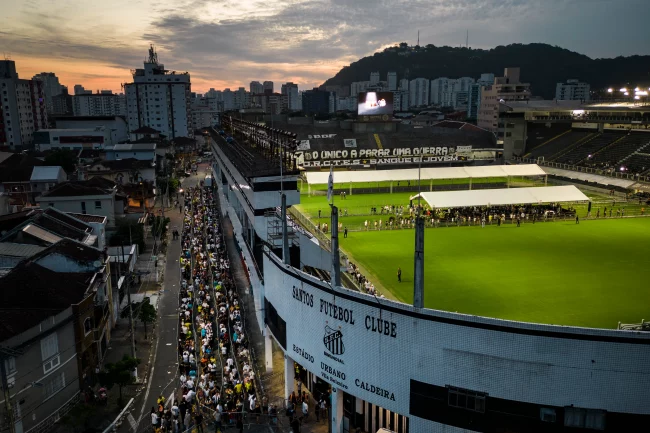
[410,186,589,209]
[304,164,546,184]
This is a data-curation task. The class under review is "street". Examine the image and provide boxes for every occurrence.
[130,167,206,432]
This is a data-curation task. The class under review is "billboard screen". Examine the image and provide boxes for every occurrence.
[357,92,394,116]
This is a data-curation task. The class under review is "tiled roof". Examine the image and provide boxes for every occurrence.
[66,212,107,224]
[29,237,104,264]
[172,137,197,146]
[90,159,154,171]
[0,262,94,342]
[0,242,46,258]
[0,154,45,183]
[40,179,115,198]
[108,143,156,151]
[42,207,92,232]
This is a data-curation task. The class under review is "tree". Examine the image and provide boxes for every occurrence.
[109,220,145,252]
[44,149,78,174]
[97,355,140,405]
[138,298,157,339]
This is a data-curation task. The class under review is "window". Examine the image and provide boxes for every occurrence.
[41,333,60,374]
[84,317,92,335]
[42,372,65,401]
[447,386,486,413]
[4,357,16,375]
[95,200,102,209]
[81,201,87,214]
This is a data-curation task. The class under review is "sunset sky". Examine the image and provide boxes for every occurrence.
[2,0,649,94]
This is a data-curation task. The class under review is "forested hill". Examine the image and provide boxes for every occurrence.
[322,43,650,99]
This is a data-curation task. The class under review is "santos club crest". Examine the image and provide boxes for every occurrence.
[323,326,345,355]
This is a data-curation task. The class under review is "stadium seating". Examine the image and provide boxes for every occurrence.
[553,132,624,165]
[621,153,650,175]
[587,133,650,168]
[526,130,592,160]
[524,124,570,154]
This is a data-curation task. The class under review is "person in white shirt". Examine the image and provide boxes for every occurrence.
[302,400,309,418]
[171,403,179,419]
[151,409,159,428]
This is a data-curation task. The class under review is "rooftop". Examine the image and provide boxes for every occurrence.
[503,100,650,112]
[39,178,116,198]
[30,166,66,182]
[0,154,45,183]
[0,242,46,258]
[131,126,160,134]
[107,143,157,152]
[0,261,95,341]
[66,212,107,224]
[89,158,155,171]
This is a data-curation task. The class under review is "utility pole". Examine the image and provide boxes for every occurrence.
[122,245,138,378]
[1,347,22,433]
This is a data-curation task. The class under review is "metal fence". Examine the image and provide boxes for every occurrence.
[513,156,650,183]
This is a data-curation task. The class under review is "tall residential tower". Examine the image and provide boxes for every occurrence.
[124,46,192,139]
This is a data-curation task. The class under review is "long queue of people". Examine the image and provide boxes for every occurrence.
[151,186,268,433]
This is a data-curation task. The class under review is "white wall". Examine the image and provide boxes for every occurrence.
[36,196,116,227]
[262,252,650,422]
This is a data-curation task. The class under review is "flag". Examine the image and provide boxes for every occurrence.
[326,166,334,202]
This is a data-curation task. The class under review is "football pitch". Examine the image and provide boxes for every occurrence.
[337,216,650,329]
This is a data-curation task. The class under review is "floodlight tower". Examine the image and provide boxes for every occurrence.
[413,159,424,308]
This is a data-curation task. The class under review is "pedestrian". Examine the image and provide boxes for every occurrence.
[302,399,309,421]
[183,411,191,431]
[575,214,579,224]
[397,267,402,283]
[318,209,321,219]
[596,209,600,218]
[481,216,485,228]
[194,411,204,433]
[315,397,321,422]
[151,407,159,431]
[214,404,222,432]
[344,227,348,238]
[516,217,520,227]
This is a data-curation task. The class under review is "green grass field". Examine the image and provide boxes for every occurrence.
[339,218,650,329]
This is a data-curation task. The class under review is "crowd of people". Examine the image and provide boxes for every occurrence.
[150,186,269,433]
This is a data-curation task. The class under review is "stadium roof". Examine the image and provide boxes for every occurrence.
[411,186,589,209]
[304,164,546,184]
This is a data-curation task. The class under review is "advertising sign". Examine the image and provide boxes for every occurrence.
[295,146,466,168]
[358,92,394,116]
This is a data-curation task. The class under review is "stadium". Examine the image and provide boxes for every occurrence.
[206,108,650,433]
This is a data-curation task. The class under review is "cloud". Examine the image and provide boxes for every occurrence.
[3,0,650,93]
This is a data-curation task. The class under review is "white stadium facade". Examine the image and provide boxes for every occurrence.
[206,119,650,433]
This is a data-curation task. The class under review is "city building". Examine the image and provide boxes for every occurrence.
[0,60,48,149]
[32,72,64,113]
[54,116,129,144]
[33,127,112,151]
[302,88,331,116]
[350,81,370,97]
[124,45,192,139]
[234,87,250,109]
[281,82,301,111]
[191,106,221,130]
[387,72,397,91]
[51,86,73,115]
[430,77,450,105]
[263,81,274,93]
[468,73,496,120]
[430,77,475,109]
[0,153,46,207]
[409,78,430,107]
[249,81,264,95]
[36,178,127,228]
[556,79,591,101]
[399,79,409,91]
[251,93,288,114]
[477,67,531,133]
[105,142,156,161]
[72,90,126,117]
[370,72,380,85]
[74,85,92,95]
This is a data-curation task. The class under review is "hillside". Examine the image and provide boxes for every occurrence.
[322,43,650,99]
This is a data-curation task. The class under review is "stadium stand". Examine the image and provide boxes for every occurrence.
[524,123,570,154]
[621,153,650,175]
[525,130,592,160]
[586,132,650,168]
[554,132,625,165]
